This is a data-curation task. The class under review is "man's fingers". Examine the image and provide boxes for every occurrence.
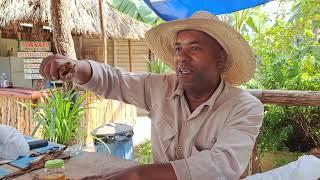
[40,56,50,78]
[43,61,53,80]
[40,54,76,81]
[50,61,60,80]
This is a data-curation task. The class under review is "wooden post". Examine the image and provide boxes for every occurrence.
[128,40,133,72]
[17,32,21,40]
[148,49,152,62]
[247,89,320,106]
[98,0,107,64]
[0,30,2,50]
[79,36,83,59]
[51,0,76,59]
[113,39,118,67]
[251,142,261,174]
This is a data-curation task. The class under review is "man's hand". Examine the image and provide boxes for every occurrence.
[80,163,178,180]
[39,54,92,84]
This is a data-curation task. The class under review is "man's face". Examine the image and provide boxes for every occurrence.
[174,30,226,90]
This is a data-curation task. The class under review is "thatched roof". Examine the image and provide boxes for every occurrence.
[0,0,151,40]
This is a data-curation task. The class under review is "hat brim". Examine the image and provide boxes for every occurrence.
[145,17,256,85]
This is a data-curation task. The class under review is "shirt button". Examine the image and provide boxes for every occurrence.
[184,122,189,127]
[177,146,183,151]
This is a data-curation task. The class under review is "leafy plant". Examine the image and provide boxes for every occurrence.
[239,0,320,157]
[272,157,293,168]
[134,140,152,164]
[108,0,164,26]
[18,88,89,145]
[147,58,172,74]
[258,105,294,156]
[272,152,302,168]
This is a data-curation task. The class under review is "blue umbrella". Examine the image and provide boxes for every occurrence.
[143,0,272,21]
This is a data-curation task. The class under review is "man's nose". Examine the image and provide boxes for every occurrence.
[175,49,191,63]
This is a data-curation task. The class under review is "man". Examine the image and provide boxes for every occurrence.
[40,11,264,180]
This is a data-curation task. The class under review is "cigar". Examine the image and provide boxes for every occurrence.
[58,62,76,80]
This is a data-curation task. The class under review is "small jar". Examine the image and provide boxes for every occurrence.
[44,159,66,180]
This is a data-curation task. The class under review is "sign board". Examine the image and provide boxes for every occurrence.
[24,73,43,79]
[17,52,53,58]
[19,41,51,52]
[24,59,43,63]
[24,64,41,69]
[24,69,40,73]
[18,51,52,80]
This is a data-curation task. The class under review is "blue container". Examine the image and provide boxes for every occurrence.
[91,123,134,160]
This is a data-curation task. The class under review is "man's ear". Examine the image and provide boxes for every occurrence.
[217,51,227,72]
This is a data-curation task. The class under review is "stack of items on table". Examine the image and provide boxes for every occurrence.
[0,125,68,179]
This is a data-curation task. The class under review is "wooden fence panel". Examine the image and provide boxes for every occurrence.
[0,96,34,135]
[82,93,137,144]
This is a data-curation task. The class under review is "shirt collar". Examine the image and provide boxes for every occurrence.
[168,78,225,108]
[202,79,225,107]
[168,81,184,99]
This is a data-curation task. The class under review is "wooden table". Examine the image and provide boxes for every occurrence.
[5,152,138,180]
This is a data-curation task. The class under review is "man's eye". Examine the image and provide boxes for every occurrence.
[175,47,181,52]
[192,46,200,51]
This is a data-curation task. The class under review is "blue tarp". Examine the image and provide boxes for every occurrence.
[143,0,272,21]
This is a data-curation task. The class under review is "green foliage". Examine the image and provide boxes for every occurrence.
[222,7,270,37]
[242,0,320,156]
[19,88,89,145]
[258,105,293,155]
[135,140,152,164]
[290,0,320,30]
[272,152,302,168]
[273,156,293,168]
[108,0,164,26]
[147,58,172,74]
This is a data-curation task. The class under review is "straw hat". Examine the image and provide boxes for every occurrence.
[145,11,256,85]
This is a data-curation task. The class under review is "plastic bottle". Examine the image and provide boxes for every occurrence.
[0,73,11,88]
[0,73,7,88]
[44,159,66,180]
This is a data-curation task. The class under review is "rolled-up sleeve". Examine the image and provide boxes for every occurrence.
[75,60,152,111]
[171,100,264,180]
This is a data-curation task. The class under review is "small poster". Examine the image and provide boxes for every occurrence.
[24,69,40,73]
[18,40,52,80]
[19,41,51,52]
[24,74,43,79]
[24,64,41,69]
[24,59,43,64]
[17,52,53,58]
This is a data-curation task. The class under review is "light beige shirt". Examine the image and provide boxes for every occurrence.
[77,60,264,180]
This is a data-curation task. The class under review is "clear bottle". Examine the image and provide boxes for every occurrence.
[0,73,7,88]
[44,159,66,180]
[0,73,11,88]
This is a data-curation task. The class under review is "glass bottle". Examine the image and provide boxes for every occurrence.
[44,159,66,180]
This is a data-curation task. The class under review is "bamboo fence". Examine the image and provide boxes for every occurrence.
[0,90,137,144]
[0,96,35,135]
[82,93,137,144]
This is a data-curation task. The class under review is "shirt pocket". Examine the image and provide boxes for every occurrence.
[194,137,217,152]
[154,119,177,152]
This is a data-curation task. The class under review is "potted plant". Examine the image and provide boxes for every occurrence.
[19,86,89,155]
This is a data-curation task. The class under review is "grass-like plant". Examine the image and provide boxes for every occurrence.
[147,58,172,74]
[18,87,89,145]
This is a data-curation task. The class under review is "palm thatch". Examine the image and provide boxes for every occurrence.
[0,0,151,40]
